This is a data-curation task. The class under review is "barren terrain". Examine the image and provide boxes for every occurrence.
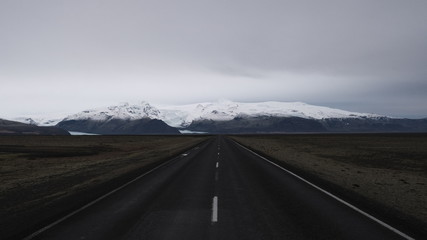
[0,135,208,239]
[2,134,426,238]
[232,134,427,233]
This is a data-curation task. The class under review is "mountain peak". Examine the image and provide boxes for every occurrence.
[63,101,161,122]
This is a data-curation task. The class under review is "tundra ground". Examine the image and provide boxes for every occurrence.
[232,133,427,234]
[0,135,209,239]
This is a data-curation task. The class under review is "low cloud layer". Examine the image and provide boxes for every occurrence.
[1,0,426,117]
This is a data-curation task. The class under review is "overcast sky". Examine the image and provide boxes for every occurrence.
[1,0,427,118]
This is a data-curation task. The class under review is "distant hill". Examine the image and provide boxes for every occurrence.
[321,117,427,133]
[185,116,427,133]
[12,100,427,134]
[55,102,181,135]
[160,100,427,133]
[0,119,70,135]
[158,100,381,128]
[57,118,181,135]
[186,116,327,133]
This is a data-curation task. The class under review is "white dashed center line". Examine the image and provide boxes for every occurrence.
[212,196,218,223]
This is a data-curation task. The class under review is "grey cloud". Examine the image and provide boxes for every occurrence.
[0,0,426,117]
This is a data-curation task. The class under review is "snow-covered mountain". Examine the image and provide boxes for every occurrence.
[11,117,63,126]
[0,118,70,135]
[11,100,380,128]
[9,100,427,133]
[56,102,179,135]
[158,100,380,128]
[62,102,162,122]
[10,102,161,126]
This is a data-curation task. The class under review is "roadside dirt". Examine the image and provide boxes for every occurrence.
[0,135,209,239]
[232,134,427,235]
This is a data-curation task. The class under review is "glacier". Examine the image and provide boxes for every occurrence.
[158,100,380,128]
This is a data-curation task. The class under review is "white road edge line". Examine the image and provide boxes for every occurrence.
[212,196,218,223]
[233,140,415,240]
[23,151,188,240]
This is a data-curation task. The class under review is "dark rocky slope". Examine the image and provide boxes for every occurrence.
[186,116,327,133]
[185,116,427,133]
[0,119,70,135]
[57,118,181,135]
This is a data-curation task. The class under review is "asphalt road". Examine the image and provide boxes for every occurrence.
[27,136,413,240]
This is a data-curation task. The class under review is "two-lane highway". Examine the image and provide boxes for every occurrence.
[26,136,413,239]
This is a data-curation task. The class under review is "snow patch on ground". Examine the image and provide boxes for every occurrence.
[69,131,100,135]
[179,130,209,134]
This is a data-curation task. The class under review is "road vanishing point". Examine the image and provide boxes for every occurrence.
[25,136,414,240]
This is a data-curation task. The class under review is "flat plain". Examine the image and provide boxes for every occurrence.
[0,135,208,239]
[2,134,426,239]
[232,133,427,234]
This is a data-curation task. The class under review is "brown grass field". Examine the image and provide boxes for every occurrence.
[0,135,209,239]
[232,133,427,234]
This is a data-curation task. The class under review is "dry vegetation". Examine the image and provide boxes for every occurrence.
[232,134,427,232]
[0,135,209,239]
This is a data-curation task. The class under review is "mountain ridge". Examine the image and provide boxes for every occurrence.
[0,119,70,135]
[158,100,381,128]
[56,118,180,135]
[15,100,382,127]
[8,100,427,134]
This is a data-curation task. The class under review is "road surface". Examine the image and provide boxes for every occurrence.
[26,136,413,239]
